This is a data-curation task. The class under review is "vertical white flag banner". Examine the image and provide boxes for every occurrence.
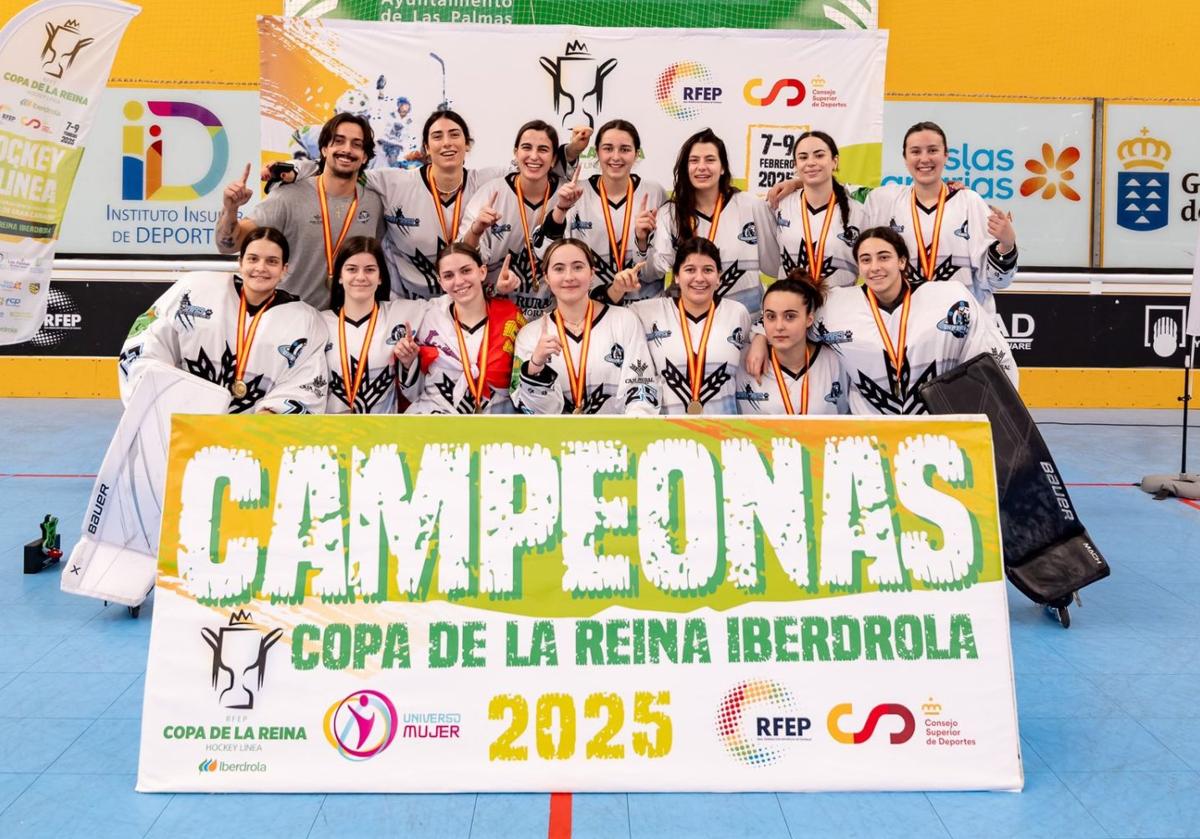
[0,0,139,345]
[1188,223,1200,337]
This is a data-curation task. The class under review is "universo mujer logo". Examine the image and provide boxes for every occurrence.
[323,689,399,761]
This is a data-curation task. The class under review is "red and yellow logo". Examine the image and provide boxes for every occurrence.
[1020,144,1081,201]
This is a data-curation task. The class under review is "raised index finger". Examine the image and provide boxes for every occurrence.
[489,191,498,207]
[501,253,511,274]
[571,164,581,184]
[640,194,649,212]
[239,162,251,186]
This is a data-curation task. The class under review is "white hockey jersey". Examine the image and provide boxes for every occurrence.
[320,299,427,414]
[814,281,1018,415]
[119,272,329,414]
[461,172,565,321]
[863,184,1017,312]
[733,342,848,415]
[543,174,668,302]
[511,305,661,415]
[775,190,867,288]
[629,297,750,415]
[651,190,781,321]
[404,295,524,414]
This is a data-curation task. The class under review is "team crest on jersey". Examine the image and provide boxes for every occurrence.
[825,380,843,405]
[727,326,747,349]
[570,218,593,232]
[815,321,853,344]
[936,301,971,338]
[645,322,672,346]
[887,217,905,234]
[837,225,861,247]
[954,220,969,239]
[490,222,513,237]
[386,206,421,231]
[737,222,758,245]
[174,292,212,331]
[386,324,407,345]
[735,383,769,411]
[300,374,327,397]
[627,358,653,383]
[278,338,308,368]
[357,209,372,224]
[604,342,625,367]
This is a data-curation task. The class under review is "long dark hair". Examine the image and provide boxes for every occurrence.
[795,130,852,242]
[669,237,722,302]
[329,236,390,312]
[316,112,375,173]
[422,109,473,152]
[240,226,289,264]
[671,128,735,240]
[765,272,827,316]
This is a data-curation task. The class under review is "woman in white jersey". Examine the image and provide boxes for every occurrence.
[734,273,847,416]
[404,242,524,414]
[511,239,660,415]
[864,121,1017,313]
[651,128,779,320]
[541,119,666,303]
[628,238,750,415]
[816,226,1016,415]
[321,237,427,414]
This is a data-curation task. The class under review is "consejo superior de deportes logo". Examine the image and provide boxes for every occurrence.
[827,702,915,744]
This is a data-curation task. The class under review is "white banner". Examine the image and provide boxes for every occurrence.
[1102,103,1200,269]
[56,89,262,254]
[0,0,139,345]
[881,101,1094,268]
[258,19,887,196]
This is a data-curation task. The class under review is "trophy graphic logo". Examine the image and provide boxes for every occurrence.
[41,19,94,79]
[201,611,283,710]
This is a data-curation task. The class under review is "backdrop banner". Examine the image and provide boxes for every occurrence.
[257,18,887,194]
[138,414,1023,792]
[0,0,138,344]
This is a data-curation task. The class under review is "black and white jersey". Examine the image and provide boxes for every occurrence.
[815,281,1018,415]
[543,174,668,302]
[403,295,524,415]
[864,184,1017,312]
[733,342,848,415]
[629,297,750,415]
[651,191,781,320]
[461,172,564,321]
[320,299,427,414]
[119,272,329,414]
[511,305,660,415]
[775,190,867,288]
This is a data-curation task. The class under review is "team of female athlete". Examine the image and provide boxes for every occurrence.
[119,108,1020,418]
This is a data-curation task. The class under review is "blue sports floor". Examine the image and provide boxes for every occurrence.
[1,399,1198,839]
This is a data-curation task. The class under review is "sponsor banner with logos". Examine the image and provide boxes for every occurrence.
[1102,104,1200,269]
[0,0,138,345]
[138,415,1021,792]
[56,89,262,255]
[0,278,165,356]
[881,101,1094,268]
[257,19,886,194]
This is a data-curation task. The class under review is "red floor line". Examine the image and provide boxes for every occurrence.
[0,473,98,479]
[1179,497,1200,512]
[548,792,572,839]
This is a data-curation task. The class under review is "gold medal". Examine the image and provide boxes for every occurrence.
[453,307,491,414]
[337,303,380,413]
[232,285,275,403]
[573,404,584,415]
[678,298,716,415]
[515,177,551,291]
[910,183,947,282]
[556,302,594,417]
[231,380,248,399]
[687,399,703,415]
[865,285,913,401]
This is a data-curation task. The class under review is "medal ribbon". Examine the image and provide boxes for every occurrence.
[555,301,594,411]
[599,178,635,269]
[515,178,551,288]
[678,298,716,405]
[337,304,380,412]
[453,311,491,410]
[234,289,276,386]
[703,193,725,242]
[866,286,913,394]
[770,344,810,415]
[800,190,837,282]
[910,183,947,281]
[428,166,464,242]
[317,175,360,283]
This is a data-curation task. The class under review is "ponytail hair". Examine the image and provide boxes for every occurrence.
[765,271,826,316]
[795,130,852,242]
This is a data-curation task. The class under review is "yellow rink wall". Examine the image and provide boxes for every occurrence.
[2,0,1195,406]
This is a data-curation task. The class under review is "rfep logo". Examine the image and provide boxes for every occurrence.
[743,78,806,107]
[655,62,721,121]
[122,100,229,201]
[827,702,915,744]
[715,679,807,766]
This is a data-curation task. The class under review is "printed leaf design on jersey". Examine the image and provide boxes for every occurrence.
[507,247,537,294]
[184,344,266,413]
[908,254,961,285]
[854,354,938,415]
[329,358,397,413]
[715,261,747,302]
[570,384,612,415]
[408,238,448,297]
[661,359,732,407]
[781,247,836,280]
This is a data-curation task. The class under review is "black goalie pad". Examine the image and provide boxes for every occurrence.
[918,353,1110,606]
